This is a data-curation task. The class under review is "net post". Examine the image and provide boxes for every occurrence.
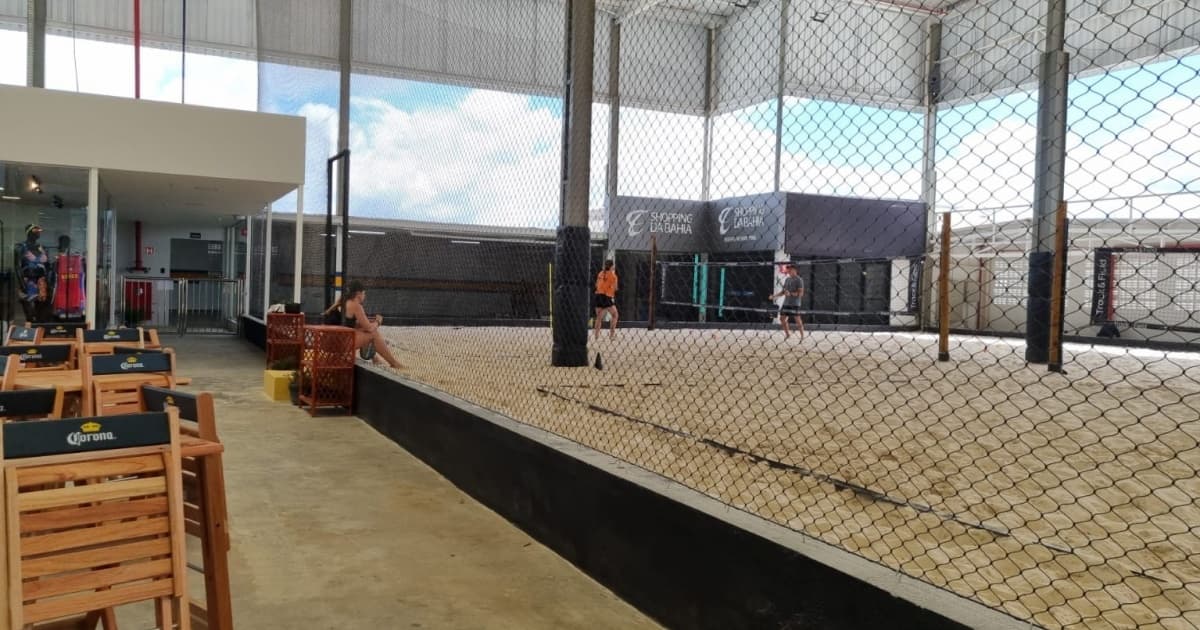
[648,235,657,331]
[1048,201,1068,372]
[938,212,950,362]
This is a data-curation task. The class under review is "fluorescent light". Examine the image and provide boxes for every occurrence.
[1,196,20,201]
[451,240,481,245]
[348,229,386,235]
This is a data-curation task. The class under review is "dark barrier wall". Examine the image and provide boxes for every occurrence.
[354,368,971,630]
[785,194,927,258]
[609,193,926,258]
[242,316,265,349]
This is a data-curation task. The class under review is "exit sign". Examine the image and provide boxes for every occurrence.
[189,232,202,239]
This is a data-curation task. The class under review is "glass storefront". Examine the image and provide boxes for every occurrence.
[0,162,91,327]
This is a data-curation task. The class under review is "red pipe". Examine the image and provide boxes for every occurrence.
[133,0,141,98]
[134,221,144,271]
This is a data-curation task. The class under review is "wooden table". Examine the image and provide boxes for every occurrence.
[13,369,83,392]
[12,371,191,393]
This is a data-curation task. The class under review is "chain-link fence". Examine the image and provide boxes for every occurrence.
[329,2,1200,628]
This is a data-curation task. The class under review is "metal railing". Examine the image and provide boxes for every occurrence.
[121,276,242,335]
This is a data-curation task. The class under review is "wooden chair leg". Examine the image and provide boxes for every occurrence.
[199,455,233,630]
[156,597,173,630]
[83,605,117,629]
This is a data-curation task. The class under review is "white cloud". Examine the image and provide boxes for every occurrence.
[346,90,564,228]
[936,96,1200,223]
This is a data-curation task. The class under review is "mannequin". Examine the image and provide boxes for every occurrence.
[15,224,51,323]
[52,234,85,321]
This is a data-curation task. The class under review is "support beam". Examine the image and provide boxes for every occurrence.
[85,168,98,328]
[262,205,273,317]
[293,186,304,304]
[243,216,252,318]
[552,0,596,367]
[1025,0,1069,364]
[337,0,352,153]
[919,19,942,330]
[616,0,667,23]
[26,0,45,88]
[773,0,790,193]
[605,18,620,213]
[701,27,715,201]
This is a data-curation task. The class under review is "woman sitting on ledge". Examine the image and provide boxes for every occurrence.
[324,280,403,369]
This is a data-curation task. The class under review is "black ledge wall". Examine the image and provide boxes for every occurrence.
[353,367,971,630]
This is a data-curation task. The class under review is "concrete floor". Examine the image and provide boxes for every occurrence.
[126,334,659,630]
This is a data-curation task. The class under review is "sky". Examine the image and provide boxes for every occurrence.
[3,28,1200,234]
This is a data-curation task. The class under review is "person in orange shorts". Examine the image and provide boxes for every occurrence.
[593,260,619,340]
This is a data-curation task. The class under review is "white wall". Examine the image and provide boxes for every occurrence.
[0,86,305,185]
[115,221,225,278]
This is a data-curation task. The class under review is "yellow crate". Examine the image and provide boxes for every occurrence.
[264,369,293,402]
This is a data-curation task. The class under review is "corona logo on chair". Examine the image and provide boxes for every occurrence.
[164,395,175,406]
[104,330,120,339]
[67,421,115,446]
[22,348,42,360]
[120,356,145,370]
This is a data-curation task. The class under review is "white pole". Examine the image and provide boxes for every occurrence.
[85,168,99,328]
[243,215,252,318]
[293,186,304,304]
[262,205,273,316]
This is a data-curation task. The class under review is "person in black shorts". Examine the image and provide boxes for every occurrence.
[593,260,619,340]
[769,263,805,339]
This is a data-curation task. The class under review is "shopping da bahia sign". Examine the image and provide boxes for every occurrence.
[609,197,707,252]
[608,194,784,253]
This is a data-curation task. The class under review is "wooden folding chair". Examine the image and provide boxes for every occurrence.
[83,351,177,417]
[142,330,163,351]
[33,323,88,346]
[5,325,40,346]
[0,409,190,629]
[77,328,145,358]
[0,345,76,373]
[140,387,231,630]
[0,387,63,422]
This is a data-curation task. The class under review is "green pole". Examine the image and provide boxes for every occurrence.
[718,267,726,319]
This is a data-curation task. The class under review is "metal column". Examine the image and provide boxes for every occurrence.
[552,0,596,367]
[85,169,98,328]
[294,186,304,304]
[772,0,790,193]
[243,216,252,317]
[1025,0,1069,364]
[605,18,620,212]
[920,20,942,331]
[701,27,716,201]
[27,0,45,87]
[262,205,273,316]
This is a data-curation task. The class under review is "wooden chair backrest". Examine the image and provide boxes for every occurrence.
[84,351,177,417]
[76,327,144,357]
[139,386,217,442]
[0,387,63,422]
[0,355,17,392]
[4,326,40,346]
[0,344,75,372]
[0,409,189,629]
[33,323,88,345]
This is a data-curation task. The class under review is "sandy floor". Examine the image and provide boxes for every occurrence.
[378,325,1200,630]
